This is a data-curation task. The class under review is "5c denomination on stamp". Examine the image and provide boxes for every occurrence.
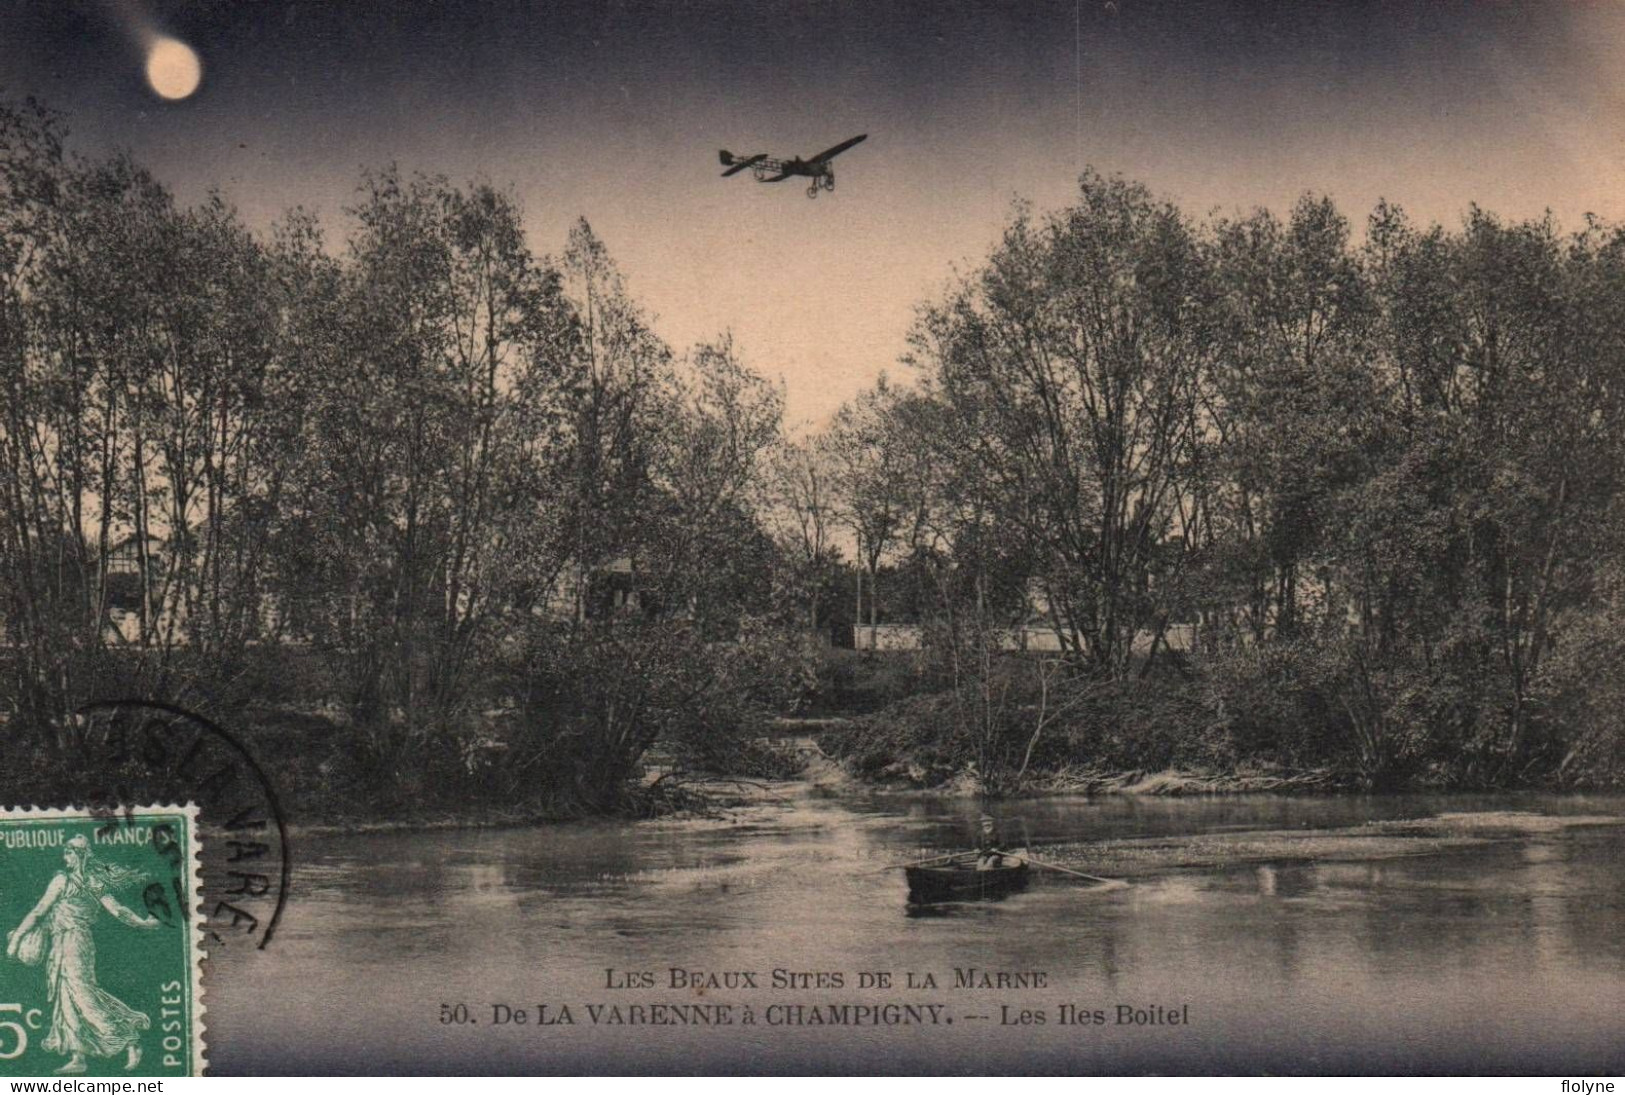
[0,805,205,1077]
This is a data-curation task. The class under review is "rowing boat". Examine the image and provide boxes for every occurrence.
[905,852,1030,903]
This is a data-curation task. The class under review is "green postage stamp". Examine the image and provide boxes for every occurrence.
[0,806,204,1077]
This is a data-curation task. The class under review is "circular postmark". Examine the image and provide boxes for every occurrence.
[67,700,290,952]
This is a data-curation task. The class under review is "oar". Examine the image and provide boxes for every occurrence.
[1001,850,1120,886]
[871,850,969,873]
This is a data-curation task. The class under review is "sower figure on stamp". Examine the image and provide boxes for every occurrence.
[5,835,159,1074]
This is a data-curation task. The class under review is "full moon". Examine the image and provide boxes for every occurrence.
[145,37,202,100]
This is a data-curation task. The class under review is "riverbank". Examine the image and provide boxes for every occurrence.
[0,692,1605,840]
[807,709,1360,797]
[811,751,1349,798]
[988,765,1343,796]
[809,669,1625,795]
[283,772,802,835]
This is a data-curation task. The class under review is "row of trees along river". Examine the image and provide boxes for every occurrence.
[2,96,1622,822]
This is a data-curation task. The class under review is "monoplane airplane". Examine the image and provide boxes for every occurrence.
[718,134,868,198]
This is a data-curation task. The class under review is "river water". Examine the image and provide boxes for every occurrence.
[207,780,1625,1075]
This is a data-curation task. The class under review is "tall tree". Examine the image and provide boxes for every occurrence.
[293,169,572,741]
[909,173,1214,676]
[1199,195,1376,644]
[827,376,910,645]
[764,435,842,633]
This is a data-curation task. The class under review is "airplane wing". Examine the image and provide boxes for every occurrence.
[720,153,768,177]
[809,134,867,164]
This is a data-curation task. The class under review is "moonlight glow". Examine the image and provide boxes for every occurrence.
[145,37,201,100]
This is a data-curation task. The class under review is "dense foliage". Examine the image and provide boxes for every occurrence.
[3,96,1621,814]
[818,173,1625,790]
[0,98,801,815]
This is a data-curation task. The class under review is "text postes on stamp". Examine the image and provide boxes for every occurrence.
[0,805,204,1077]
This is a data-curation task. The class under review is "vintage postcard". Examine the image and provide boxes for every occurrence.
[1,0,1623,1078]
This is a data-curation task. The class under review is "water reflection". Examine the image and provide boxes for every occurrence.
[207,789,1625,1075]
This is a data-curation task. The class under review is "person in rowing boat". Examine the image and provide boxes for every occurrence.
[976,814,1011,870]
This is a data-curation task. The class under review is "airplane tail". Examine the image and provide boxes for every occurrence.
[719,150,736,166]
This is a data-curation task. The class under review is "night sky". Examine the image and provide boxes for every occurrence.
[4,0,1622,424]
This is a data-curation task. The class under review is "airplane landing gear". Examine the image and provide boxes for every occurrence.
[807,181,819,199]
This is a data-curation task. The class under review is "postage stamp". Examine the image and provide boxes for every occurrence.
[0,806,204,1077]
